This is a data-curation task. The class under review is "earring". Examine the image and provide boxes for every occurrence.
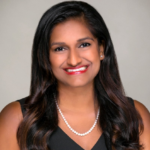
[101,55,103,57]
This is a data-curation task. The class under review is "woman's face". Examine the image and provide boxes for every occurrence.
[49,18,104,88]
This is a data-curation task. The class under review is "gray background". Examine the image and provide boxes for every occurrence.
[0,0,150,111]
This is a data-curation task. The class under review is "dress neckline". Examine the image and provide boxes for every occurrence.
[57,126,104,150]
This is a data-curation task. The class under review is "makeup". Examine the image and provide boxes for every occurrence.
[63,65,89,75]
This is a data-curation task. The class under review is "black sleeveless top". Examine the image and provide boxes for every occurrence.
[17,97,134,150]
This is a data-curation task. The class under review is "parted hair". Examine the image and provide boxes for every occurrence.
[17,1,143,150]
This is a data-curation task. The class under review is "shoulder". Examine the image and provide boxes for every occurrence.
[134,100,150,149]
[134,100,150,123]
[0,101,23,123]
[0,101,23,150]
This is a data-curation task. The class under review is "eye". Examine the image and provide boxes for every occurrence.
[79,43,91,48]
[54,47,65,52]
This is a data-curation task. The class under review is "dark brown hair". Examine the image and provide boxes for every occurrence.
[17,1,143,150]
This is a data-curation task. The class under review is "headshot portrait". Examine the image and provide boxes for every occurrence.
[0,1,150,150]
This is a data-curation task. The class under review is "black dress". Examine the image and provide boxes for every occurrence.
[17,97,134,150]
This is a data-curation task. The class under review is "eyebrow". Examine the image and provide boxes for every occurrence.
[50,37,94,47]
[77,37,94,42]
[50,42,65,47]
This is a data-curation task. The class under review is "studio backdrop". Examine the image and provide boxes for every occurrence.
[0,0,150,111]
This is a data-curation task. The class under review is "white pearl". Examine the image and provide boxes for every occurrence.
[55,99,100,137]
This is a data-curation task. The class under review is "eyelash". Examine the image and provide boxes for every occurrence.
[54,42,91,52]
[54,47,65,52]
[79,42,91,48]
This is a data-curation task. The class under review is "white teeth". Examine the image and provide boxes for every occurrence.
[66,66,87,72]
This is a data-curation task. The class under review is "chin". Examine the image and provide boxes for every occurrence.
[68,83,87,88]
[60,79,94,88]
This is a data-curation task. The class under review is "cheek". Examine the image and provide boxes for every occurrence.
[49,53,66,75]
[81,47,100,65]
[49,54,59,73]
[49,57,61,80]
[49,55,55,68]
[89,49,101,73]
[93,58,100,75]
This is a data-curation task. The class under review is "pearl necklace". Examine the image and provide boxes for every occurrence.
[55,101,100,136]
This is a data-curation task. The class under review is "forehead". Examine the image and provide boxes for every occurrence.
[50,18,96,43]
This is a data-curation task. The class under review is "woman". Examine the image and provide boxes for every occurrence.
[0,1,149,150]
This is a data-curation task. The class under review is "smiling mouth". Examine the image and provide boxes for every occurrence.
[63,65,89,75]
[65,66,87,72]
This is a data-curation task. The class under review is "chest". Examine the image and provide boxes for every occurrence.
[49,127,107,150]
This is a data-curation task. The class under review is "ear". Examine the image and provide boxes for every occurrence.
[99,42,105,60]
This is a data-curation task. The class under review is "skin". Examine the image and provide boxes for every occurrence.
[49,18,104,150]
[0,18,150,150]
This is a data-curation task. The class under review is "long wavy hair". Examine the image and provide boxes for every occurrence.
[17,1,143,150]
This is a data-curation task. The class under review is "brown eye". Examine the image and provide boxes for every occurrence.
[54,47,65,52]
[79,43,91,48]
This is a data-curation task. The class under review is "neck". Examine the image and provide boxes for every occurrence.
[57,82,98,112]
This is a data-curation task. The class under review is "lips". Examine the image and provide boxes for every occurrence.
[63,65,89,75]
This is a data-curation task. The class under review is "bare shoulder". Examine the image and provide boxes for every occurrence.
[134,100,150,123]
[0,101,23,119]
[0,101,23,150]
[134,100,150,150]
[134,100,149,112]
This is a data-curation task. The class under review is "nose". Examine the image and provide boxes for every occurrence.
[67,49,82,66]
